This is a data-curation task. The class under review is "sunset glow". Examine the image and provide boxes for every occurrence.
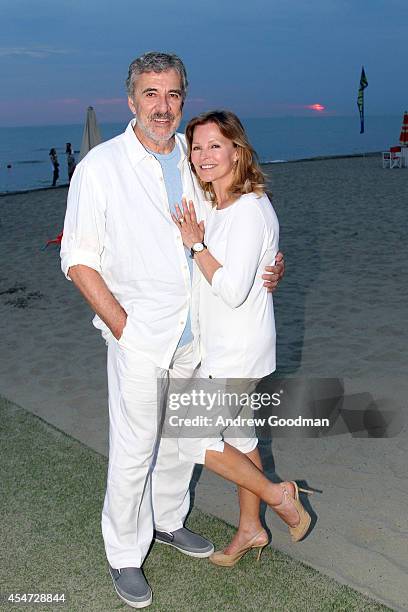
[306,103,326,112]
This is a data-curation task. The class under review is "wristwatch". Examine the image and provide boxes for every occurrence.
[190,241,207,258]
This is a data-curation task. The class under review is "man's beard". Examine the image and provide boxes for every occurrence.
[135,112,178,144]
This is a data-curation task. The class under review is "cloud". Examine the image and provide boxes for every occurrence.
[0,46,71,58]
[57,98,81,105]
[185,98,206,105]
[95,98,125,106]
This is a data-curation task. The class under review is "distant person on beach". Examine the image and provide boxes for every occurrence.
[49,148,59,187]
[65,143,76,183]
[61,52,285,609]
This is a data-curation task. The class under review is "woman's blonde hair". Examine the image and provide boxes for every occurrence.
[185,110,265,204]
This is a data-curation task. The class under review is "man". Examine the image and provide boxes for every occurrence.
[61,52,284,608]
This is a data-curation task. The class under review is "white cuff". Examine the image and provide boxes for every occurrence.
[61,249,102,280]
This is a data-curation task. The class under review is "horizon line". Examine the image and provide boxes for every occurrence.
[0,113,403,130]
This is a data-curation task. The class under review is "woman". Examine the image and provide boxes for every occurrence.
[172,110,312,566]
[49,148,59,187]
[65,142,76,183]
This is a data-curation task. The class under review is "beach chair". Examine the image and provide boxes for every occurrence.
[382,151,391,168]
[382,147,402,169]
[390,146,402,169]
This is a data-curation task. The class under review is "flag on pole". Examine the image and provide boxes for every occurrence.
[357,66,368,134]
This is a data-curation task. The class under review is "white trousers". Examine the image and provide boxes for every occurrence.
[101,340,197,569]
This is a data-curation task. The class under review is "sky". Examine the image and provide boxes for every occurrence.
[1,0,407,126]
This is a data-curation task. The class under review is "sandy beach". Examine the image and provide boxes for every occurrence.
[0,155,407,610]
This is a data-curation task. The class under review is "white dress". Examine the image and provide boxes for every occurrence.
[177,191,280,464]
[199,191,279,378]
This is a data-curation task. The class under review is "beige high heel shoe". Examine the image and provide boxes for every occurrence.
[272,481,313,542]
[209,530,269,567]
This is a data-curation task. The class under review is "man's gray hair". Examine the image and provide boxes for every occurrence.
[126,51,188,100]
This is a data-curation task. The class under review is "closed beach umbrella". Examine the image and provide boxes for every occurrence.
[79,106,102,161]
[399,110,408,147]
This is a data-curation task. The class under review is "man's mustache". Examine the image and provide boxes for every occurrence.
[150,112,175,121]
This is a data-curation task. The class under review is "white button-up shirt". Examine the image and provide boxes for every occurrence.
[61,119,203,369]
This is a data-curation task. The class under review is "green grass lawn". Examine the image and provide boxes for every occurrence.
[0,397,391,612]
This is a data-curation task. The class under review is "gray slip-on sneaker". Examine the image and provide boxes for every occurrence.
[154,527,214,558]
[109,565,152,608]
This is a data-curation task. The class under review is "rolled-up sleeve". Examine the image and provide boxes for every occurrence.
[211,201,268,308]
[60,159,106,280]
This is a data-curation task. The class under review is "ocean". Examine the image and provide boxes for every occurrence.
[0,115,402,193]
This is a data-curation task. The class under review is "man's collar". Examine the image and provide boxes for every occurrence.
[124,118,186,167]
[124,119,150,166]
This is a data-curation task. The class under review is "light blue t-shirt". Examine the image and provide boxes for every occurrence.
[149,145,193,348]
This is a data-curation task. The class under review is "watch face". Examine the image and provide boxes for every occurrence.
[193,242,204,252]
